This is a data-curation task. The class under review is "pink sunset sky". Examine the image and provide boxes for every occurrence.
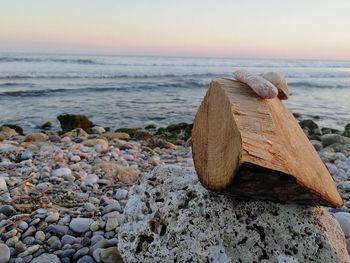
[1,0,350,60]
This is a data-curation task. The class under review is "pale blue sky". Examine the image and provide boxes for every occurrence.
[1,0,350,59]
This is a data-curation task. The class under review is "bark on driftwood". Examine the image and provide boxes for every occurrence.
[192,78,342,207]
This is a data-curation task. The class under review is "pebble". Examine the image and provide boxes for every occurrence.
[0,244,10,263]
[61,235,76,246]
[16,221,28,231]
[115,189,128,200]
[31,253,60,263]
[61,249,76,258]
[22,236,36,245]
[90,221,100,232]
[100,246,123,263]
[52,167,72,178]
[70,218,94,233]
[0,177,8,192]
[15,242,27,254]
[73,247,89,260]
[45,211,60,223]
[47,225,69,236]
[47,236,62,250]
[77,255,95,263]
[6,236,19,247]
[35,231,45,241]
[17,245,40,258]
[335,212,350,238]
[105,217,118,232]
[0,205,15,217]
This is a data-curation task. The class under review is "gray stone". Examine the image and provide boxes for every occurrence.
[335,212,350,238]
[31,253,60,263]
[61,249,76,258]
[52,167,72,178]
[310,140,323,151]
[115,189,128,200]
[17,245,40,258]
[0,205,15,217]
[6,236,19,247]
[47,224,69,236]
[0,244,10,263]
[35,231,45,241]
[22,226,36,238]
[70,218,94,233]
[22,237,35,245]
[118,165,350,263]
[45,211,60,223]
[321,134,350,147]
[61,235,76,246]
[77,255,95,263]
[0,177,8,192]
[73,247,89,260]
[105,217,118,232]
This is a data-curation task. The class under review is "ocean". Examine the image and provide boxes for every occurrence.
[0,53,349,132]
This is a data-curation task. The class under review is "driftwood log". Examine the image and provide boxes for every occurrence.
[192,78,342,207]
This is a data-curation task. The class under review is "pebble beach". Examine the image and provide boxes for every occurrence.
[0,116,349,262]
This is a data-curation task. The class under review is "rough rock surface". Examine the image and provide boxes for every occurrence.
[118,165,350,263]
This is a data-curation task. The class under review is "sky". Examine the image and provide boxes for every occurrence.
[1,0,350,60]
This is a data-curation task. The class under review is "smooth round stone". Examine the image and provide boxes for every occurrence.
[45,211,60,223]
[36,183,53,193]
[20,151,33,161]
[69,218,94,233]
[89,222,100,232]
[61,249,75,258]
[0,205,16,217]
[84,203,96,212]
[115,189,128,200]
[77,255,95,263]
[61,235,76,246]
[6,236,19,247]
[340,182,350,191]
[47,225,69,236]
[61,258,70,263]
[35,231,45,242]
[47,236,62,250]
[16,221,28,231]
[22,237,36,245]
[325,163,338,175]
[105,218,118,232]
[0,244,11,263]
[73,247,89,260]
[31,253,60,263]
[15,242,27,254]
[334,212,350,237]
[52,167,72,178]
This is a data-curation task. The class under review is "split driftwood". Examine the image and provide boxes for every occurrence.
[192,77,342,207]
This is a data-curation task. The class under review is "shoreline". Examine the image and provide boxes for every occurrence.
[0,116,350,262]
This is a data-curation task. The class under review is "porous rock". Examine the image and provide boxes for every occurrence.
[118,165,350,263]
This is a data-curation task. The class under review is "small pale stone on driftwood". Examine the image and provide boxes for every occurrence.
[261,72,289,100]
[233,70,278,99]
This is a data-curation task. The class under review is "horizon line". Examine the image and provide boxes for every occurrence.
[1,50,350,62]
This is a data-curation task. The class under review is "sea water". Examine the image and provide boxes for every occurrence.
[0,53,349,131]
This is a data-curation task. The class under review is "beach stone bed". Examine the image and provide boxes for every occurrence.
[1,123,350,262]
[0,126,191,263]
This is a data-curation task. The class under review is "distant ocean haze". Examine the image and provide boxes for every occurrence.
[0,53,349,131]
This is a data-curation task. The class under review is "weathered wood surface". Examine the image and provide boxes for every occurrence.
[192,78,342,207]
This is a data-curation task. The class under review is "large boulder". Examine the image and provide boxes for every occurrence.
[118,165,350,263]
[57,114,94,132]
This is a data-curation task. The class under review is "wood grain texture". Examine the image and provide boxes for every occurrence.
[192,78,343,207]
